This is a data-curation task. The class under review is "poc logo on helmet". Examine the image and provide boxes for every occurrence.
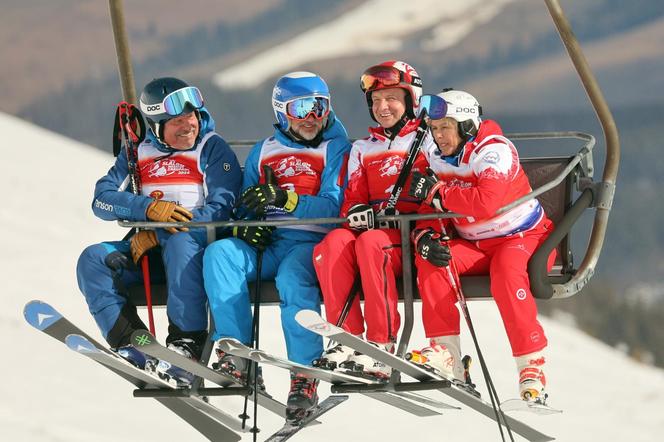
[455,106,477,114]
[146,104,161,112]
[272,100,284,110]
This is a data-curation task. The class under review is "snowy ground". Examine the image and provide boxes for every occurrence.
[213,0,516,90]
[2,111,664,441]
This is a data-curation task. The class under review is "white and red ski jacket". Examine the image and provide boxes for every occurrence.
[341,120,436,218]
[421,120,545,240]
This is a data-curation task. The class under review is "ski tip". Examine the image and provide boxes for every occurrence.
[501,398,562,415]
[294,310,337,336]
[65,334,97,353]
[23,300,61,330]
[130,329,156,349]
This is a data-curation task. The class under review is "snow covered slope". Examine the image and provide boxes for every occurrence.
[2,112,663,441]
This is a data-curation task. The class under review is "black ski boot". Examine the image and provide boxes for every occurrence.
[213,348,265,389]
[286,373,319,424]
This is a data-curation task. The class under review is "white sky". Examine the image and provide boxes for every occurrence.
[2,112,664,441]
[213,0,516,90]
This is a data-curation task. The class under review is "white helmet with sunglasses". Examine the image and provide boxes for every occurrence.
[436,89,483,142]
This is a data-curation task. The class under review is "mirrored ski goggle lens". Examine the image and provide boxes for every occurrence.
[285,96,330,120]
[163,87,204,116]
[419,94,448,120]
[360,66,402,93]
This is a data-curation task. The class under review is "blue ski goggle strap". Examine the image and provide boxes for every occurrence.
[418,94,447,120]
[275,96,330,120]
[141,86,204,117]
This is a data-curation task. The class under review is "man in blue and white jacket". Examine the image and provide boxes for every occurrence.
[77,77,241,385]
[203,72,351,417]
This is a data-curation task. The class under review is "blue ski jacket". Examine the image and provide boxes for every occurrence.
[241,111,352,242]
[91,108,242,226]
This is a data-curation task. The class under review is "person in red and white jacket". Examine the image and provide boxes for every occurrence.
[312,60,436,379]
[408,89,556,403]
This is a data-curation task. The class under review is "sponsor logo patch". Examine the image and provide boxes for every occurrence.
[149,190,164,200]
[379,155,404,177]
[147,159,192,178]
[530,331,541,343]
[271,156,315,178]
[94,199,113,212]
[482,151,500,164]
[516,288,527,300]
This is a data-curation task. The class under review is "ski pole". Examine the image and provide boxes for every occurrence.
[336,275,361,327]
[140,255,155,335]
[437,221,513,441]
[117,102,156,336]
[242,164,275,436]
[244,248,263,439]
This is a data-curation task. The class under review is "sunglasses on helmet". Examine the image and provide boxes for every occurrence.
[141,86,204,117]
[276,96,330,121]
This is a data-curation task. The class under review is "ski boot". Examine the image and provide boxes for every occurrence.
[116,345,158,372]
[213,347,264,390]
[406,336,463,380]
[341,341,393,380]
[155,338,198,387]
[286,373,319,424]
[516,351,547,404]
[314,343,354,370]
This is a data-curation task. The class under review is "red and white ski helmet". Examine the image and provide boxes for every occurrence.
[360,60,423,120]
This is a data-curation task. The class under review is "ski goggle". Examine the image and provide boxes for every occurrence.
[276,96,330,120]
[418,94,447,120]
[360,65,421,93]
[141,86,204,117]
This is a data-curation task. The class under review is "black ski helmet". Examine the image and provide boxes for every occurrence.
[139,77,202,145]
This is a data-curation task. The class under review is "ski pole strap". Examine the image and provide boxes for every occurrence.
[113,101,145,157]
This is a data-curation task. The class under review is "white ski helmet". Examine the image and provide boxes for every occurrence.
[437,89,482,141]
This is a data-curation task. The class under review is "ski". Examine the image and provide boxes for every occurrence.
[219,338,450,416]
[266,395,348,442]
[296,310,555,442]
[501,399,562,415]
[219,337,379,385]
[24,300,241,441]
[130,330,287,419]
[65,334,247,434]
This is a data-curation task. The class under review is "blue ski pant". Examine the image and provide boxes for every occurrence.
[203,237,323,366]
[76,230,208,341]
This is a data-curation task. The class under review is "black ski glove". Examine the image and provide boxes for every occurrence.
[233,225,275,251]
[413,228,451,267]
[409,168,445,211]
[238,165,299,215]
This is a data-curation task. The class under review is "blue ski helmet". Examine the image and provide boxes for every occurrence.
[272,72,331,131]
[139,77,204,145]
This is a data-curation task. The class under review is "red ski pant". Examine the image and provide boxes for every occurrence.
[416,218,556,356]
[313,228,403,344]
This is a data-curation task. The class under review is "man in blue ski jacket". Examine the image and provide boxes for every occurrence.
[203,71,351,417]
[77,77,241,385]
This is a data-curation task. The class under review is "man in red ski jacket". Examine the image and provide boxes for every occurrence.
[408,89,556,403]
[312,60,436,379]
